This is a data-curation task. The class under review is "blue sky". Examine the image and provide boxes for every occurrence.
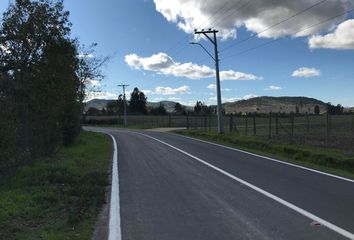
[1,0,353,106]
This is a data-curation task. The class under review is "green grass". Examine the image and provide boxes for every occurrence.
[174,129,354,180]
[0,131,112,240]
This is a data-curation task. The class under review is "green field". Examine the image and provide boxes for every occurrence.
[83,114,354,151]
[0,131,112,240]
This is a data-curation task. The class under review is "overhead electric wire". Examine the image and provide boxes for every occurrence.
[220,0,329,53]
[221,7,354,61]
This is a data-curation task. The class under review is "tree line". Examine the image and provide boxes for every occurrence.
[0,0,104,176]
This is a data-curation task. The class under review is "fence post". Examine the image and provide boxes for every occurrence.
[275,113,279,135]
[209,116,211,132]
[229,114,233,132]
[186,114,189,129]
[168,114,171,127]
[253,113,256,136]
[326,112,331,141]
[291,113,294,142]
[245,113,248,136]
[351,115,354,135]
[306,112,310,133]
[268,112,272,139]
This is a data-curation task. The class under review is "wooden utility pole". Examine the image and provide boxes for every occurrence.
[118,84,129,127]
[192,29,224,134]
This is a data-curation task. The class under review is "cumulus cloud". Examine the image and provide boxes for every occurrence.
[207,84,216,89]
[155,85,190,95]
[87,78,101,87]
[265,85,283,91]
[125,52,261,80]
[77,53,94,58]
[153,0,353,40]
[85,91,117,101]
[209,94,257,103]
[220,70,261,81]
[292,67,321,78]
[309,19,354,50]
[207,84,233,91]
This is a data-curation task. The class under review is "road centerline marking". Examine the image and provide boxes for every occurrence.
[134,131,354,240]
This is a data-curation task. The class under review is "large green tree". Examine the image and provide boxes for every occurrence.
[0,0,105,172]
[129,87,147,114]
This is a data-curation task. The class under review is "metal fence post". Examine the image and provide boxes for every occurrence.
[275,113,279,135]
[253,113,256,136]
[268,112,272,139]
[229,115,233,132]
[245,113,248,136]
[291,113,294,142]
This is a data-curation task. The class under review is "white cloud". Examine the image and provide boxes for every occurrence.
[292,67,321,78]
[155,85,190,95]
[87,78,101,87]
[209,94,257,103]
[153,0,353,40]
[77,53,94,58]
[265,85,283,91]
[168,97,181,101]
[309,19,354,50]
[220,70,261,81]
[207,84,216,89]
[85,91,117,101]
[125,52,261,80]
[207,84,232,91]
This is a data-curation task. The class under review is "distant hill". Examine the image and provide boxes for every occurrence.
[224,96,327,114]
[84,99,192,113]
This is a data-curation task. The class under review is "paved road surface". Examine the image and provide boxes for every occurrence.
[86,127,354,240]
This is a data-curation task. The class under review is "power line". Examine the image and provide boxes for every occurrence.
[221,7,354,61]
[220,0,329,53]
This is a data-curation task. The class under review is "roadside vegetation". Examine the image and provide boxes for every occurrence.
[0,131,112,239]
[0,0,106,177]
[174,129,354,179]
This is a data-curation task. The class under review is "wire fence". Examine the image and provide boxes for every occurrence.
[83,113,354,151]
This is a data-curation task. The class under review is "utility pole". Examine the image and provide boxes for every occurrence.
[193,29,224,133]
[118,84,129,127]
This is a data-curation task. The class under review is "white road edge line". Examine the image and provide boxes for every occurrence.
[108,134,122,240]
[135,132,354,240]
[162,132,354,183]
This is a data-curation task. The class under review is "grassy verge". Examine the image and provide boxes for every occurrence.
[0,131,112,239]
[174,129,354,180]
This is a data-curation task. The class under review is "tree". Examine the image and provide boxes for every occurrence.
[326,103,344,115]
[87,107,100,116]
[314,105,320,115]
[194,101,203,114]
[106,100,118,115]
[0,0,106,169]
[129,87,147,114]
[174,102,185,115]
[150,103,167,115]
[295,106,300,114]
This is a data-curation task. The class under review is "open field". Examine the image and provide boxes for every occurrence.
[83,114,354,151]
[0,131,112,240]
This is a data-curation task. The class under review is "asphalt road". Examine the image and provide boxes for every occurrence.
[86,127,354,240]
